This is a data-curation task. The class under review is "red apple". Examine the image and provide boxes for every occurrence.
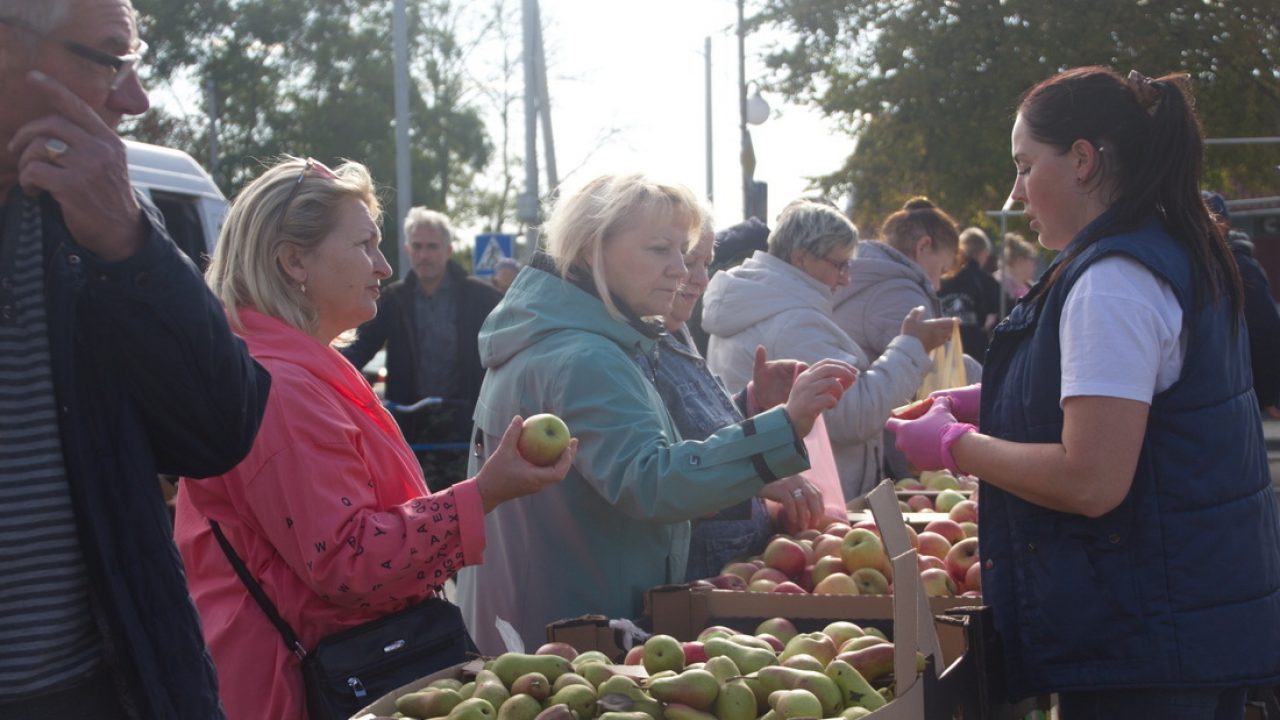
[965,561,982,593]
[772,581,808,594]
[852,520,880,535]
[918,555,946,573]
[708,574,748,591]
[812,535,843,559]
[696,625,736,642]
[750,567,789,585]
[948,500,978,524]
[851,567,890,595]
[796,529,821,542]
[536,642,578,660]
[721,562,759,583]
[959,521,979,539]
[681,641,708,664]
[915,531,953,561]
[923,519,965,545]
[811,555,847,587]
[906,495,934,513]
[762,537,808,580]
[749,579,778,593]
[840,529,886,573]
[624,645,644,665]
[945,537,980,587]
[755,633,785,652]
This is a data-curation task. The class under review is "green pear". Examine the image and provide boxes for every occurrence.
[834,644,894,686]
[863,628,887,641]
[473,682,510,711]
[767,689,823,720]
[821,622,865,649]
[648,669,720,711]
[704,655,741,684]
[552,673,592,693]
[397,689,463,719]
[839,708,872,719]
[596,675,640,696]
[779,654,825,673]
[727,634,775,651]
[705,637,777,674]
[579,662,617,688]
[643,635,686,675]
[841,636,888,653]
[824,660,885,712]
[549,683,597,719]
[447,698,497,720]
[599,714,656,720]
[647,670,678,682]
[779,633,838,666]
[713,679,756,720]
[596,678,663,720]
[459,683,476,700]
[663,703,717,720]
[492,653,575,688]
[497,695,543,720]
[429,679,465,691]
[572,650,613,670]
[511,673,551,702]
[533,704,576,720]
[754,666,842,716]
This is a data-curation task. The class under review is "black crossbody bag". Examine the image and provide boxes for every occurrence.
[209,521,473,720]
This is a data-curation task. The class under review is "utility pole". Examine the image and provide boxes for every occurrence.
[518,0,542,257]
[205,76,218,180]
[737,0,749,220]
[533,0,557,191]
[393,0,412,275]
[705,36,713,202]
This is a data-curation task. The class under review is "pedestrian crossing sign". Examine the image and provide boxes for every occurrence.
[473,233,514,277]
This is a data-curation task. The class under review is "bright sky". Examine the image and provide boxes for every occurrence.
[531,0,851,232]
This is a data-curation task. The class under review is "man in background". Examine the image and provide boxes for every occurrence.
[344,208,500,491]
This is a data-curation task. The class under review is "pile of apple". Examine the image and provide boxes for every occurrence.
[694,518,981,599]
[893,470,979,517]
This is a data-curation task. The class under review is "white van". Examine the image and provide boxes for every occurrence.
[126,140,227,270]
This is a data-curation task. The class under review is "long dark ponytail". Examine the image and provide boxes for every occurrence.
[1018,66,1242,314]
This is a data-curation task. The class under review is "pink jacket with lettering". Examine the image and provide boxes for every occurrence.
[174,308,485,720]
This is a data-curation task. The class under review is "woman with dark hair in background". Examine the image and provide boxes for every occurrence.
[940,227,1002,361]
[889,68,1280,718]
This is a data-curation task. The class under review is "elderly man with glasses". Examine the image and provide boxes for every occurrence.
[0,1,269,718]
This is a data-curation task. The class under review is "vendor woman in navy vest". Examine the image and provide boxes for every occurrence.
[887,66,1280,719]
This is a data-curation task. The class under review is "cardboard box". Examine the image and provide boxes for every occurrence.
[350,659,483,719]
[545,614,637,662]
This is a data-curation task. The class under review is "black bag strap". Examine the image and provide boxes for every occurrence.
[209,520,308,661]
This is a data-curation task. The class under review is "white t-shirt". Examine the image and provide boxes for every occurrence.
[1059,255,1187,405]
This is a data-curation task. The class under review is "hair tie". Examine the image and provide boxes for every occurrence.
[1125,70,1161,115]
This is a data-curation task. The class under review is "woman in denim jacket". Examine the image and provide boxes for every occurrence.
[637,213,822,581]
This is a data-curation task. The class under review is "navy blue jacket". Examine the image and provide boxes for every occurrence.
[342,260,500,438]
[978,215,1280,698]
[39,193,270,718]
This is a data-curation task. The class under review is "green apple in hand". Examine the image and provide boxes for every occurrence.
[517,413,571,466]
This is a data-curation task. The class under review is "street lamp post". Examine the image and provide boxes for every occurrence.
[737,0,770,221]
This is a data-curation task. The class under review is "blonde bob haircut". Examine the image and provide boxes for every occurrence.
[207,156,382,334]
[542,173,701,319]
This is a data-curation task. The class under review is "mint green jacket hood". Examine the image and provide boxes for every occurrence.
[456,264,809,652]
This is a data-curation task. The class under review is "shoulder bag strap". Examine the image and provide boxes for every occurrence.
[208,519,308,660]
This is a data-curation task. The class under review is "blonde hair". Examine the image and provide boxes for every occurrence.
[1002,233,1039,265]
[542,173,701,319]
[767,199,858,262]
[207,157,382,334]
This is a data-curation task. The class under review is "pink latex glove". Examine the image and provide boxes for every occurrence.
[928,383,982,425]
[884,396,977,474]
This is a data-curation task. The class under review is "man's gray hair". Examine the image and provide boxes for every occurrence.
[767,199,859,262]
[403,207,454,245]
[0,1,74,55]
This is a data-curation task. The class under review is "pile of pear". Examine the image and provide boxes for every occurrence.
[390,620,917,720]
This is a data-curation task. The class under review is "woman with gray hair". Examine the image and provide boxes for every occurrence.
[703,199,954,498]
[456,174,855,652]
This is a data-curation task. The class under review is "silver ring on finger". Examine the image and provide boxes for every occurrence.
[791,488,803,499]
[44,138,69,162]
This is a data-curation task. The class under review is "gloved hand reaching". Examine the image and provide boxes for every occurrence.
[884,396,977,474]
[928,383,982,425]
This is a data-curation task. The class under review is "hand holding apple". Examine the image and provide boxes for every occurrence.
[759,477,825,532]
[928,383,981,425]
[783,359,858,440]
[884,396,976,474]
[476,416,578,513]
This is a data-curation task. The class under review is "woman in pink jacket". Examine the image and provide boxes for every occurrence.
[173,158,576,720]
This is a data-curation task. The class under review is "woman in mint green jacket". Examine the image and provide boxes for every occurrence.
[456,174,855,652]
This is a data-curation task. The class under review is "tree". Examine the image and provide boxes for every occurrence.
[128,0,494,262]
[754,0,1280,233]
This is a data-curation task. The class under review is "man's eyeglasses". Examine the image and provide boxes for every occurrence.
[278,158,338,234]
[0,15,147,92]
